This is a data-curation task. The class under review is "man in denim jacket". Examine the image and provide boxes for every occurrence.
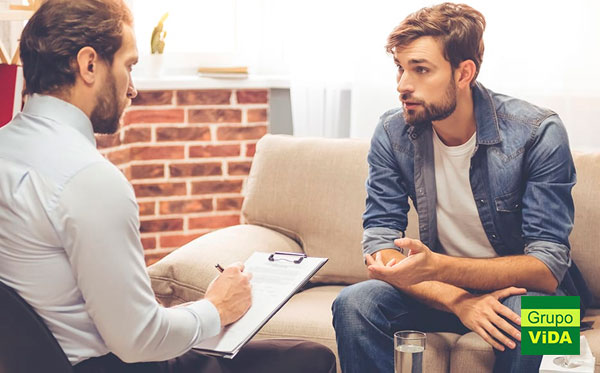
[332,3,590,373]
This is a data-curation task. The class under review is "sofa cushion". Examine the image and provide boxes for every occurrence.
[242,135,370,284]
[450,332,494,372]
[571,152,600,306]
[148,224,303,307]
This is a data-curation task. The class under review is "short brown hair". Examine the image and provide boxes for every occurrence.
[20,0,133,95]
[386,2,485,86]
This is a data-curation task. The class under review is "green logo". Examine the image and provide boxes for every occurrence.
[521,296,580,355]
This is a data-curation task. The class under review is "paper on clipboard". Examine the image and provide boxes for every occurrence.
[193,251,328,358]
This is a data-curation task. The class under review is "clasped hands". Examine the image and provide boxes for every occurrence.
[365,237,438,286]
[366,238,525,351]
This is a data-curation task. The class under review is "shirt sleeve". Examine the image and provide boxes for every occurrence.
[362,115,411,255]
[49,161,221,363]
[521,114,575,283]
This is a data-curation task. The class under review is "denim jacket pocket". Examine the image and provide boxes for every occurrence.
[494,190,524,252]
[495,190,522,213]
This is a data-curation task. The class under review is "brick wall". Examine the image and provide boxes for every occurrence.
[95,89,269,266]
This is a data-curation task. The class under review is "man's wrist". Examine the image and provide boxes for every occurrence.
[430,251,446,282]
[446,290,472,314]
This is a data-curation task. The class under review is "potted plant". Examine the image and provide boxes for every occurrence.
[149,12,168,77]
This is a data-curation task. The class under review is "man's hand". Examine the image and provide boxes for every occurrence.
[450,286,526,351]
[365,238,439,286]
[204,262,252,326]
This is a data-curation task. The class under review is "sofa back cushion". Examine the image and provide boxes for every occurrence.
[242,135,418,284]
[571,152,600,306]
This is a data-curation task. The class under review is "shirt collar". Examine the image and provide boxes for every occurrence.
[472,82,502,145]
[22,94,96,146]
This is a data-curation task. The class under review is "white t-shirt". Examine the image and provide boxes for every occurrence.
[432,129,498,258]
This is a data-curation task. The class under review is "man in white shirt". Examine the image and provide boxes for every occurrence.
[0,1,335,372]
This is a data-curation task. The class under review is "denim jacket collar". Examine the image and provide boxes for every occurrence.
[473,82,502,146]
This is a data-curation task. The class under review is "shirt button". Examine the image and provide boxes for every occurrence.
[479,199,485,205]
[491,234,497,239]
[410,133,418,140]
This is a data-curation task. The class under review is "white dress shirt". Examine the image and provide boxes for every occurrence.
[0,94,220,364]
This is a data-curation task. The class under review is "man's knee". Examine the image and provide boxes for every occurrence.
[333,280,393,321]
[501,290,555,315]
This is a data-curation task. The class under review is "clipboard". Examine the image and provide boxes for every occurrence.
[193,251,328,359]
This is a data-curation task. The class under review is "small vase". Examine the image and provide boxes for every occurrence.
[148,53,164,78]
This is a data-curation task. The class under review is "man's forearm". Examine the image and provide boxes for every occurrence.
[378,249,468,313]
[435,254,558,293]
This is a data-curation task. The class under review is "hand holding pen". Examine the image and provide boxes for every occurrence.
[204,262,253,326]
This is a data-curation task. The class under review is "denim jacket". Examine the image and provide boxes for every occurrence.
[362,82,590,309]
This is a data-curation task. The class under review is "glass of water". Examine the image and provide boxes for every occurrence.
[394,330,426,373]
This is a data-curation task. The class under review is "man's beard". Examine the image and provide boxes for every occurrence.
[402,75,457,126]
[90,73,124,134]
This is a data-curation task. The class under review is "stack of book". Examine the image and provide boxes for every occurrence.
[197,66,248,79]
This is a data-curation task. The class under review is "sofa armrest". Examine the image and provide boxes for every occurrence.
[148,224,303,307]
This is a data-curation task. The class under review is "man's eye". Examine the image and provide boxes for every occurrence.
[416,67,429,74]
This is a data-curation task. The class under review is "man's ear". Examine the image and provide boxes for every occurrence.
[455,59,477,89]
[76,46,100,85]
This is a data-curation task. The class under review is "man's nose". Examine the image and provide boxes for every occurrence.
[127,81,137,99]
[397,71,414,95]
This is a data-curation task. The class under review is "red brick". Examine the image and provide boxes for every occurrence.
[124,109,184,124]
[189,214,240,230]
[141,237,156,250]
[130,146,185,160]
[156,126,211,142]
[133,182,186,197]
[228,161,252,175]
[159,233,204,248]
[191,180,243,195]
[95,133,121,149]
[140,218,183,233]
[139,201,156,216]
[106,148,130,165]
[189,109,241,123]
[124,127,151,144]
[217,197,244,211]
[217,125,267,141]
[246,143,256,157]
[131,164,164,179]
[236,90,268,104]
[247,108,268,123]
[159,198,213,214]
[169,162,222,177]
[189,144,240,158]
[132,90,173,106]
[177,90,231,105]
[144,249,175,266]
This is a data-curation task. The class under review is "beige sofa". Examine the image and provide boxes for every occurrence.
[148,134,600,372]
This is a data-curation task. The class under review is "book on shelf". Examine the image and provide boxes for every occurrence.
[197,66,248,79]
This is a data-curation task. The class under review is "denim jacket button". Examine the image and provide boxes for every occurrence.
[410,133,418,140]
[491,234,497,239]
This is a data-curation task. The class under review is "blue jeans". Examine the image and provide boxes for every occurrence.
[332,280,563,373]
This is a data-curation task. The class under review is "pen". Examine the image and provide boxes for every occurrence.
[215,264,225,273]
